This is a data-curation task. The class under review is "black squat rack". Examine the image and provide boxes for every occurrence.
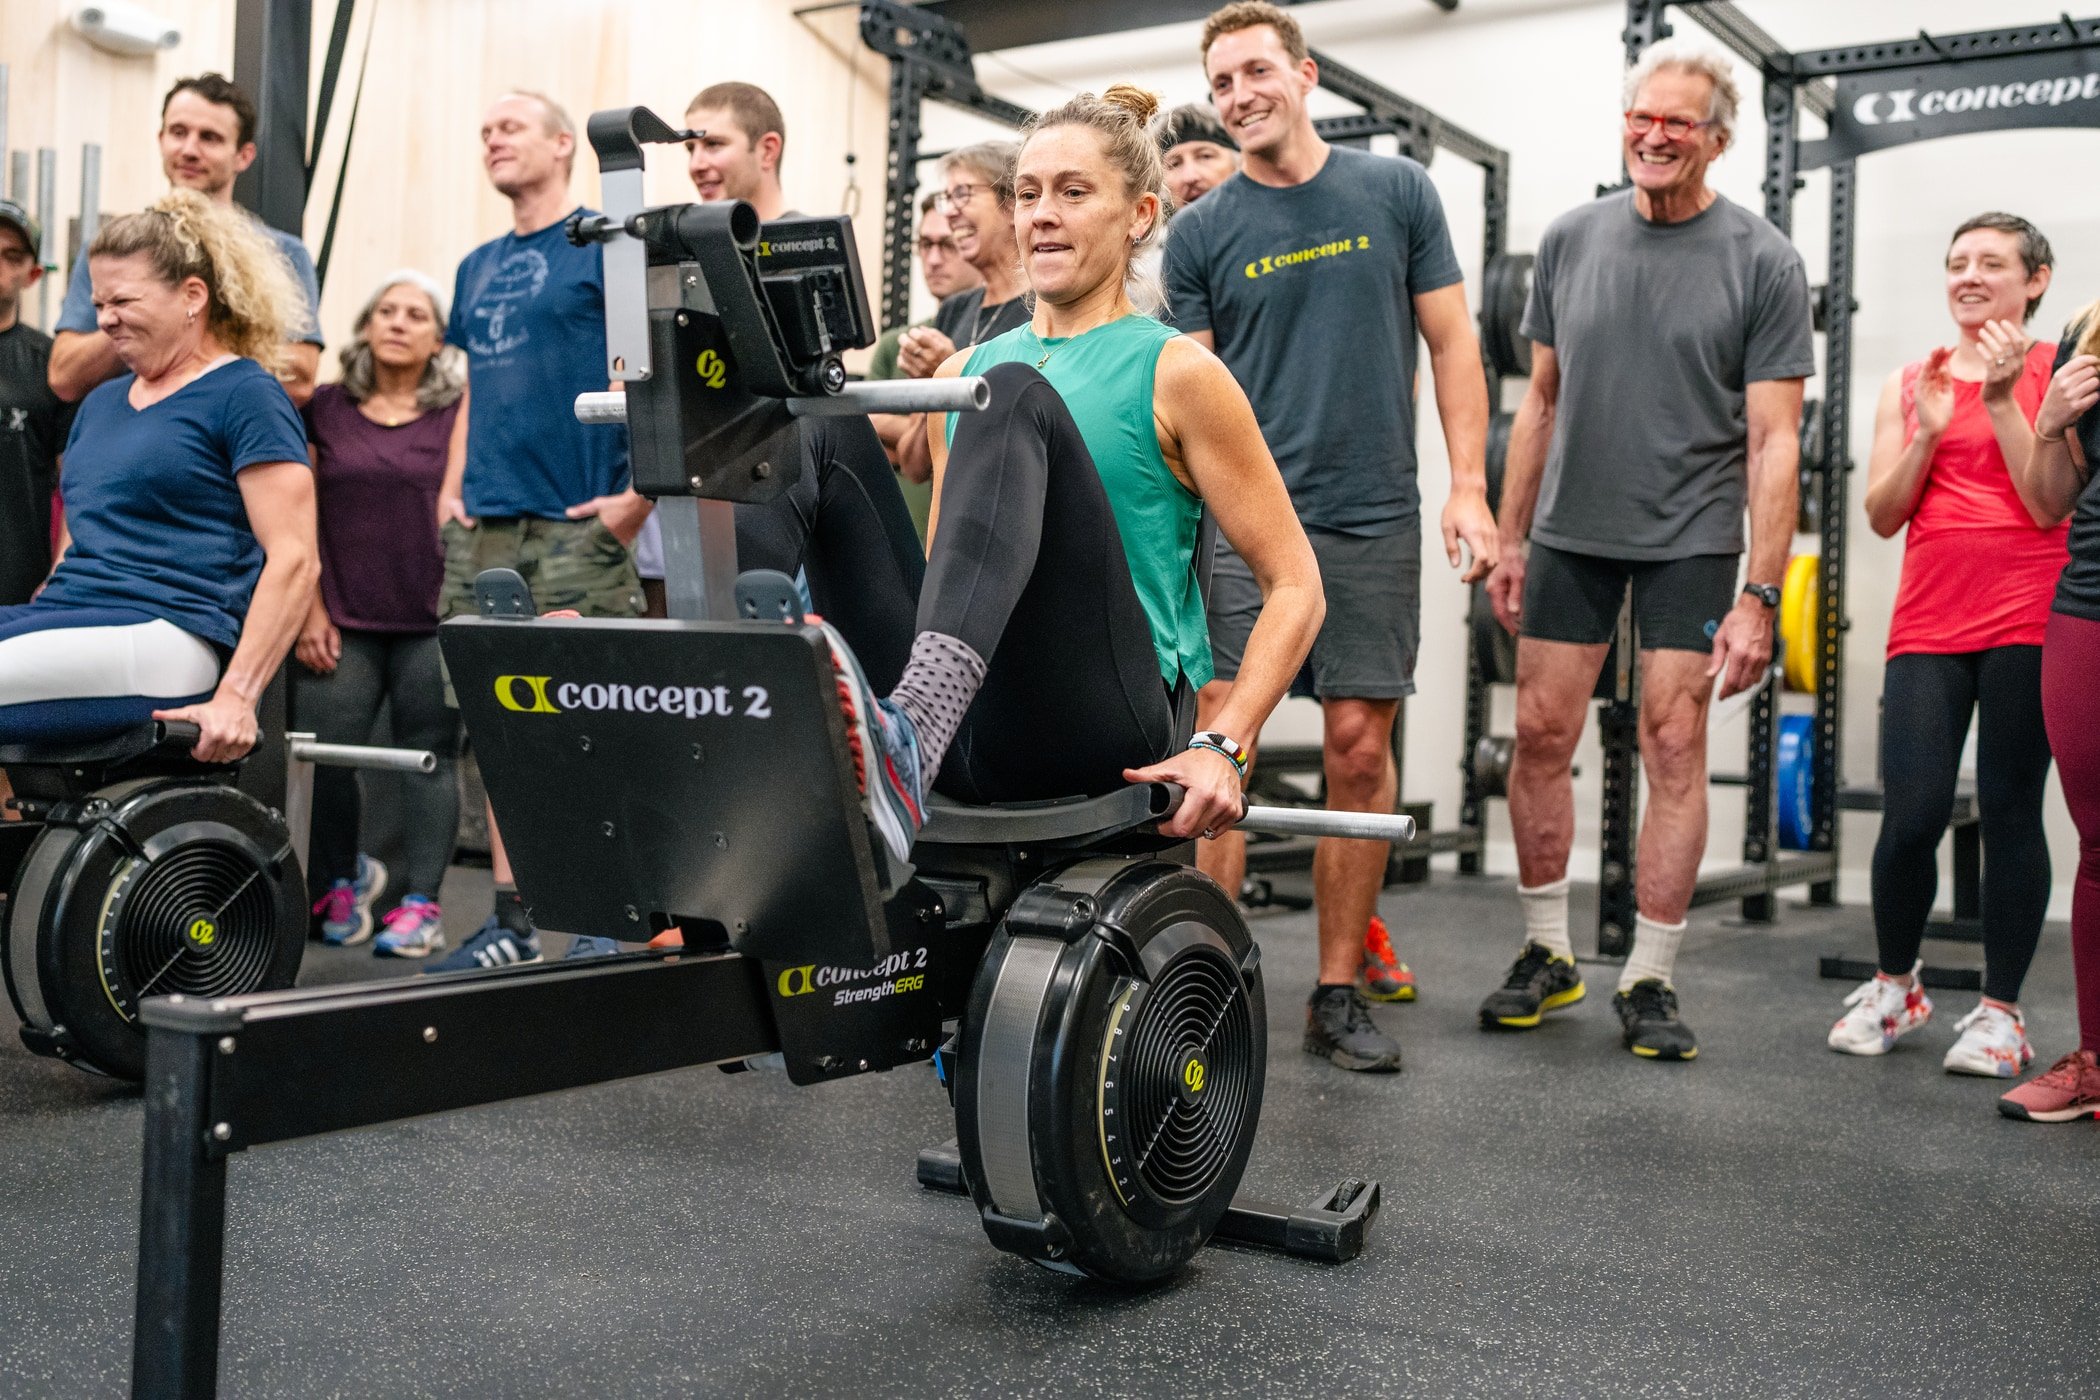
[857,0,1520,886]
[1596,3,2100,963]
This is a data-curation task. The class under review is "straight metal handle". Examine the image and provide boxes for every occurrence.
[288,739,437,775]
[574,376,991,426]
[1239,806,1417,842]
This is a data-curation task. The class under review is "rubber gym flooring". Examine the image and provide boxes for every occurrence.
[2,866,2094,1398]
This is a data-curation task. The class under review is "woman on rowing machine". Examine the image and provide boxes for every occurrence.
[1830,212,2063,1078]
[0,191,315,762]
[817,84,1323,866]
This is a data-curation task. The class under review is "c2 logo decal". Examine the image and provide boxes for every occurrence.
[695,349,728,389]
[493,675,559,714]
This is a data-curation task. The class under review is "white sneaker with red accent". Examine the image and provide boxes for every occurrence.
[1943,1001,2034,1078]
[1828,966,1933,1056]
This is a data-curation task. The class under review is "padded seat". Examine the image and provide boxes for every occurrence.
[917,782,1177,850]
[0,720,222,790]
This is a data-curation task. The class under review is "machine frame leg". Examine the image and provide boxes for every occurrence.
[131,1028,229,1400]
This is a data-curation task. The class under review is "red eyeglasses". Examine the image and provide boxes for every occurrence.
[1624,110,1714,140]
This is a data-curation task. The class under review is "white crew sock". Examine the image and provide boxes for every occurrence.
[1518,878,1572,960]
[1618,912,1687,993]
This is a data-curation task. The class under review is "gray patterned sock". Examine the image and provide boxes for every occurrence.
[889,631,986,777]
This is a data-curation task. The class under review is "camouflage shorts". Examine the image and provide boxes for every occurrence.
[438,516,643,706]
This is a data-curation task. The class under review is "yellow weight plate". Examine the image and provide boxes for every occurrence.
[1780,554,1819,692]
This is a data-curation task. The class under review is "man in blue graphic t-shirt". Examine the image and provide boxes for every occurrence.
[411,90,648,971]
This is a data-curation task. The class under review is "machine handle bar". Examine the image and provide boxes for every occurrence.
[1156,782,1416,842]
[1239,804,1416,843]
[289,739,438,775]
[573,376,989,427]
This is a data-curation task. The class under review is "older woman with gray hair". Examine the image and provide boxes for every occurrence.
[295,270,465,957]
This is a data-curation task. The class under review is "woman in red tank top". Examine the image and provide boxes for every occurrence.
[1828,214,2063,1083]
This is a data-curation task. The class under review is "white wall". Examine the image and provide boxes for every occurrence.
[927,0,2099,916]
[2,0,890,350]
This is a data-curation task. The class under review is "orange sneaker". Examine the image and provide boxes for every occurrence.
[1358,915,1416,1003]
[1999,1048,2100,1122]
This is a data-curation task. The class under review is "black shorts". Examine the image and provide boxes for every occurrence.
[1520,543,1738,653]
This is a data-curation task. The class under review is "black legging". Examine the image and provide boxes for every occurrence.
[292,630,462,902]
[922,361,1175,804]
[725,369,1172,803]
[736,415,924,692]
[1872,647,2053,1002]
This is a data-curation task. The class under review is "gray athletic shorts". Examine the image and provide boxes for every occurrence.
[1207,523,1421,700]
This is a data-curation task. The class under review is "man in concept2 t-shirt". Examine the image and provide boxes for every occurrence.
[47,73,323,407]
[1166,2,1498,1076]
[1479,40,1814,1062]
[427,90,645,974]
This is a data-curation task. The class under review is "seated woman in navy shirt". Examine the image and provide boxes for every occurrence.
[0,189,316,763]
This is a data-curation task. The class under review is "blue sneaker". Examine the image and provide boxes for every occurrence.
[563,935,622,960]
[371,895,446,958]
[422,917,542,972]
[817,619,924,865]
[315,852,388,946]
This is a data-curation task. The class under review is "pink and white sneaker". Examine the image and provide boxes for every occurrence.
[1828,965,1933,1056]
[1999,1049,2100,1122]
[1943,1001,2034,1078]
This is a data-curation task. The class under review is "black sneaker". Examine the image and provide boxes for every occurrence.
[1612,978,1699,1060]
[1479,942,1585,1030]
[1304,986,1402,1073]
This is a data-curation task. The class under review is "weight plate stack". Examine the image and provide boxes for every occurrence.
[1481,253,1534,380]
[1777,715,1815,851]
[1781,555,1820,693]
[3,779,305,1078]
[954,858,1264,1284]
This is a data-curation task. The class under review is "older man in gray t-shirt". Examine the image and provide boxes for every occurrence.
[1480,40,1814,1063]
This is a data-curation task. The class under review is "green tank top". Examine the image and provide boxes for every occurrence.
[953,314,1212,689]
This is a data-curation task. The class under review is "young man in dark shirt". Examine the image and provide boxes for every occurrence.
[0,200,75,607]
[46,73,322,408]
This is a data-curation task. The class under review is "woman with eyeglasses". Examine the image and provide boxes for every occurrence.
[886,141,1030,482]
[1828,214,2063,1081]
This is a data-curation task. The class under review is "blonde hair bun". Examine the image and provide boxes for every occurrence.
[1100,84,1162,128]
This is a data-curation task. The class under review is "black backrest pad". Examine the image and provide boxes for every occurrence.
[441,616,890,965]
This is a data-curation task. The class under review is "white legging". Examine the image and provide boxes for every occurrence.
[0,611,220,744]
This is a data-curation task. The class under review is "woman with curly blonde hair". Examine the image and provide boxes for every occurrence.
[0,189,317,762]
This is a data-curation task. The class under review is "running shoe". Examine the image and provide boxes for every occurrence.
[1358,915,1416,1002]
[370,895,444,958]
[1827,967,1932,1056]
[1612,979,1698,1060]
[312,881,359,944]
[563,935,622,960]
[421,917,542,972]
[1999,1049,2100,1122]
[1943,1001,2033,1078]
[315,853,389,946]
[1304,985,1402,1073]
[1479,942,1585,1030]
[817,618,924,865]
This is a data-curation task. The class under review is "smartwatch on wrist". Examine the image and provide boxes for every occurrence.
[1742,582,1781,609]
